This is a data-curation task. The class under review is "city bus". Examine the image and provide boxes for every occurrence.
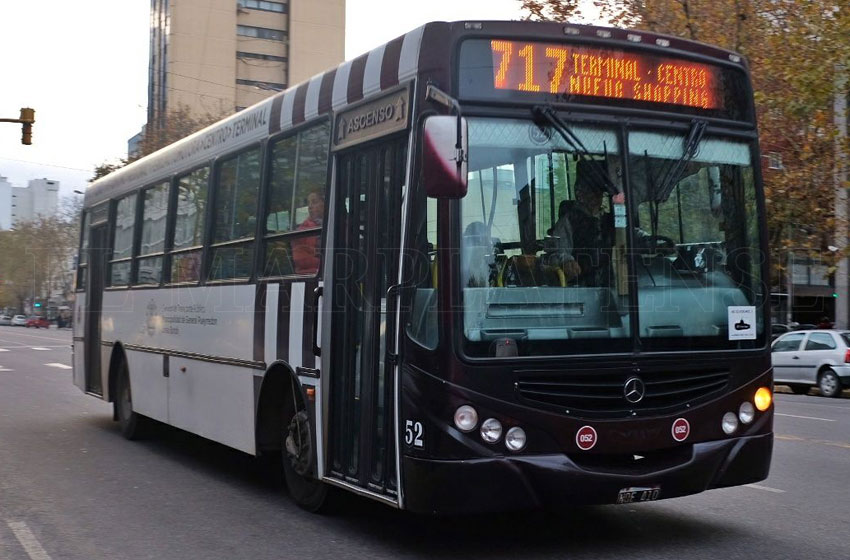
[74,20,773,514]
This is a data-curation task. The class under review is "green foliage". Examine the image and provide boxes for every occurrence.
[0,196,81,312]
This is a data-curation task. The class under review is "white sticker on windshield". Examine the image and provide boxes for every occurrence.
[728,306,756,340]
[614,204,627,228]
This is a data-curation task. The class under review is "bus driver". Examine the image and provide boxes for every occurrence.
[548,169,610,286]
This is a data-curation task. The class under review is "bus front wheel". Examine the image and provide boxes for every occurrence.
[282,406,327,512]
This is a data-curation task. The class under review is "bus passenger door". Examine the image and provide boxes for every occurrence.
[84,224,108,395]
[326,137,406,500]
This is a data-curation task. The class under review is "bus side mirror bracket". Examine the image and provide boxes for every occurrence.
[423,85,468,199]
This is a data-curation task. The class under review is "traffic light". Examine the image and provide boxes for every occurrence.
[20,108,34,145]
[34,302,42,308]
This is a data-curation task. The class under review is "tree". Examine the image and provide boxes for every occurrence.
[518,0,583,22]
[518,0,850,288]
[90,104,227,182]
[0,197,82,313]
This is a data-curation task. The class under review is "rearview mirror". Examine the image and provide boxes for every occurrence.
[423,115,468,198]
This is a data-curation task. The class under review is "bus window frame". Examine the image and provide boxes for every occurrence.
[205,142,265,284]
[446,108,769,364]
[133,179,171,287]
[106,192,139,290]
[80,201,110,292]
[259,118,332,282]
[165,161,213,288]
[75,210,90,292]
[401,108,443,355]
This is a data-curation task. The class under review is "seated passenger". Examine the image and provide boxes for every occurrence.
[291,191,324,274]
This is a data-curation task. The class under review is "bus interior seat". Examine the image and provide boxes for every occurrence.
[264,240,295,276]
[501,254,566,287]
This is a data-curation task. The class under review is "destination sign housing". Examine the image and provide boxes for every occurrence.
[489,40,722,110]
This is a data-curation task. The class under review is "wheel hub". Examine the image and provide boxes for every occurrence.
[285,411,312,476]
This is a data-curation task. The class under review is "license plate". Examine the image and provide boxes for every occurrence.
[616,486,660,504]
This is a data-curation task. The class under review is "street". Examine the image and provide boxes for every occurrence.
[1,325,848,560]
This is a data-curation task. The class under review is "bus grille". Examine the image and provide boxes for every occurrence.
[517,369,730,416]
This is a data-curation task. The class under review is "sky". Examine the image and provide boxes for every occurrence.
[0,1,598,199]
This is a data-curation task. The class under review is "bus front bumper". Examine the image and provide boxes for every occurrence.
[402,431,772,515]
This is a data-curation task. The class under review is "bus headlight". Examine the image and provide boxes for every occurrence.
[505,427,527,452]
[480,418,503,443]
[754,387,772,411]
[739,401,755,424]
[454,405,478,432]
[722,412,739,435]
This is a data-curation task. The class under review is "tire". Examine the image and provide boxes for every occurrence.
[818,368,842,398]
[114,359,149,439]
[282,399,328,512]
[789,384,811,395]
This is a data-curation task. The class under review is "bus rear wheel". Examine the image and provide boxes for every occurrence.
[282,406,327,512]
[115,360,149,440]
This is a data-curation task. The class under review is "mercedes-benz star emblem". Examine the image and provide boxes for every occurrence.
[624,376,646,404]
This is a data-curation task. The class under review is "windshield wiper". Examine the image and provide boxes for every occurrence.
[655,119,708,202]
[532,105,620,195]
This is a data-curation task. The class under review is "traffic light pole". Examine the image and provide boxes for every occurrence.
[0,108,35,144]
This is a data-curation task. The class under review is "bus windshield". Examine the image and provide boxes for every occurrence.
[629,129,763,351]
[460,117,764,357]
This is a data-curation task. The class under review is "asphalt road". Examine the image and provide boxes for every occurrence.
[1,325,848,560]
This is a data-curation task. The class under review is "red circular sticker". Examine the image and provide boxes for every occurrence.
[671,418,690,442]
[576,425,598,451]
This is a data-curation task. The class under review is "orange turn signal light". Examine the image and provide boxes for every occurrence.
[754,387,772,411]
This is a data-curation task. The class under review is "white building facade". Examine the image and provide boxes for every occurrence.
[11,178,60,226]
[0,175,11,230]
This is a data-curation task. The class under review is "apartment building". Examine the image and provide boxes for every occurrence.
[0,177,60,229]
[0,175,11,230]
[147,0,345,127]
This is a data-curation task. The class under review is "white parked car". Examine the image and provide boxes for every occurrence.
[771,329,850,398]
[10,315,27,327]
[0,315,11,326]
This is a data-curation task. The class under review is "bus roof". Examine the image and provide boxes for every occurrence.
[84,20,747,208]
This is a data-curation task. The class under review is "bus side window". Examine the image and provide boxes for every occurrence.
[407,196,438,350]
[77,211,90,290]
[263,120,330,277]
[208,146,262,281]
[109,193,137,286]
[136,181,169,285]
[170,166,209,284]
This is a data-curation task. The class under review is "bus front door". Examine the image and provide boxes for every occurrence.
[327,137,406,500]
[84,224,108,395]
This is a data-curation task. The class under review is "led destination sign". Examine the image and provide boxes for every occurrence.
[489,40,723,110]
